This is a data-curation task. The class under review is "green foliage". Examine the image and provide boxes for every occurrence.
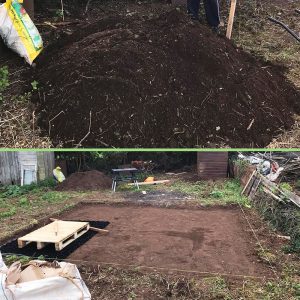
[256,245,276,264]
[4,254,31,265]
[209,190,224,198]
[295,180,300,190]
[0,66,9,102]
[4,254,45,266]
[18,197,29,206]
[233,159,249,179]
[204,277,232,300]
[55,9,63,19]
[37,177,57,188]
[253,192,300,254]
[0,207,16,219]
[170,179,250,207]
[12,91,32,103]
[279,182,293,192]
[1,185,24,197]
[41,191,67,203]
[31,80,39,90]
[0,178,57,198]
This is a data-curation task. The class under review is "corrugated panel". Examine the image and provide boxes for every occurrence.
[0,152,21,185]
[197,152,228,179]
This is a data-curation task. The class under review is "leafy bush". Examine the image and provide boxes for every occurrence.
[0,178,56,198]
[253,192,300,254]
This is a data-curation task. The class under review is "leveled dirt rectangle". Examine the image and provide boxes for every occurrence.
[61,205,272,277]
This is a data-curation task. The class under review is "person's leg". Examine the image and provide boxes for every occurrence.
[187,0,201,19]
[204,0,220,27]
[187,0,193,15]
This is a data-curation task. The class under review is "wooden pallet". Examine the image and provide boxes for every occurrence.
[18,221,90,251]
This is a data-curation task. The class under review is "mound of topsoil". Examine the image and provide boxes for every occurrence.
[32,9,300,147]
[56,170,111,191]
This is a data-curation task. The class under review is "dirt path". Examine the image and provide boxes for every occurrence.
[61,204,273,278]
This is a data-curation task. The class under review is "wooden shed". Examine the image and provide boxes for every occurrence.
[0,152,55,186]
[197,152,229,179]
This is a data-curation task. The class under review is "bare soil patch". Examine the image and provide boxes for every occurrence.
[60,204,274,277]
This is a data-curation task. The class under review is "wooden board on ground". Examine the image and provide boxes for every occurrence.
[18,221,90,251]
[128,180,170,186]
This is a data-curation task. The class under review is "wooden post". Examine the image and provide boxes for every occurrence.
[226,0,237,39]
[23,0,34,20]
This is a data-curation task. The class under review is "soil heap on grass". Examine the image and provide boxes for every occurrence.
[56,170,111,191]
[32,9,300,148]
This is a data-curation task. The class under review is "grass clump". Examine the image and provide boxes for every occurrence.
[41,191,68,203]
[170,179,250,207]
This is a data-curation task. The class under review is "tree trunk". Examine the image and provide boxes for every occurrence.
[23,0,34,20]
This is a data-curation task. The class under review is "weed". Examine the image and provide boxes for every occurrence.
[2,185,24,197]
[170,179,250,206]
[253,191,300,254]
[256,245,277,265]
[4,254,31,265]
[232,159,249,178]
[209,190,223,198]
[41,191,67,203]
[204,277,232,300]
[0,207,16,219]
[12,91,32,103]
[127,291,137,300]
[279,182,293,192]
[19,197,29,206]
[3,254,45,266]
[0,66,9,102]
[54,9,63,20]
[31,80,39,90]
[0,178,56,198]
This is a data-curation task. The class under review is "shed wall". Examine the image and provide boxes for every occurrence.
[197,152,229,179]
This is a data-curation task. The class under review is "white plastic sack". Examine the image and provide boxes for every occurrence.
[0,254,91,300]
[0,0,43,64]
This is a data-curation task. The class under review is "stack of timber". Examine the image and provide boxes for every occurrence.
[241,167,300,208]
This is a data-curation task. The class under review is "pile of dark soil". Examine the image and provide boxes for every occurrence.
[57,170,111,191]
[32,9,300,147]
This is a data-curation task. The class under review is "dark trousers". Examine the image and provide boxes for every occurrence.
[187,0,220,27]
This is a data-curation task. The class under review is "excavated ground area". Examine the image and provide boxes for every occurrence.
[55,204,275,278]
[29,6,300,148]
